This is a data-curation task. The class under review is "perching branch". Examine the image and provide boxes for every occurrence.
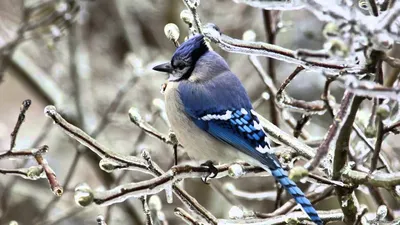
[203,24,356,72]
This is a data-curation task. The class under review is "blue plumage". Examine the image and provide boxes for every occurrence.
[154,34,323,225]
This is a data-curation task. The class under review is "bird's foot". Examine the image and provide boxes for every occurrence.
[200,160,218,184]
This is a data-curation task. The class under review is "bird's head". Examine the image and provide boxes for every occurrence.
[153,34,209,81]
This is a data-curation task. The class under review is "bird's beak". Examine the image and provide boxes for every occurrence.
[153,62,174,73]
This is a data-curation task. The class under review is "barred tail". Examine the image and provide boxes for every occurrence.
[271,167,323,225]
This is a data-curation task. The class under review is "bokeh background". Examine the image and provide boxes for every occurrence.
[1,0,399,225]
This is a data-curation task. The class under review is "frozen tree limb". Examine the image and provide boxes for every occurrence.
[221,209,344,224]
[203,24,355,72]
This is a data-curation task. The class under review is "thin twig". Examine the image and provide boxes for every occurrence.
[9,99,32,150]
[293,114,311,138]
[34,152,63,196]
[308,92,357,171]
[140,196,154,225]
[370,61,384,173]
[263,10,279,126]
[175,207,200,225]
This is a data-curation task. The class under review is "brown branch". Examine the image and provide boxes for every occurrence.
[9,99,31,150]
[342,168,400,189]
[140,197,153,225]
[370,60,384,173]
[248,56,311,140]
[293,114,311,138]
[308,92,358,171]
[263,10,279,126]
[175,207,200,225]
[230,209,343,224]
[0,145,48,160]
[332,95,363,224]
[384,121,400,134]
[34,153,63,196]
[204,24,354,71]
[366,0,379,16]
[255,186,335,218]
[45,106,220,224]
[276,66,327,115]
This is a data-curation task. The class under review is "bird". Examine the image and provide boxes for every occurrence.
[153,34,323,225]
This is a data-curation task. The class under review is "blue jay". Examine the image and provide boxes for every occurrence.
[153,35,322,225]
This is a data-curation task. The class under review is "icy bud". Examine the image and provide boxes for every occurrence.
[44,105,57,118]
[242,30,256,42]
[74,183,94,207]
[27,166,44,179]
[164,23,180,43]
[180,10,193,25]
[229,206,244,219]
[186,0,200,8]
[261,92,270,101]
[99,158,121,173]
[148,195,163,211]
[358,0,368,10]
[377,104,391,119]
[128,107,142,123]
[203,23,221,43]
[322,22,339,38]
[376,205,387,221]
[289,166,309,182]
[96,215,106,225]
[365,125,376,138]
[228,164,244,178]
[371,32,393,51]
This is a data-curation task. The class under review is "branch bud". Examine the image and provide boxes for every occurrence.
[74,183,94,207]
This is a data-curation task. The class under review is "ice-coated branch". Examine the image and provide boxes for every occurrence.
[140,197,154,225]
[344,76,400,101]
[174,207,200,225]
[0,146,48,160]
[255,186,334,219]
[44,105,219,224]
[129,107,182,147]
[182,0,203,35]
[0,165,44,180]
[9,99,32,150]
[365,0,379,16]
[332,95,364,224]
[307,91,355,171]
[44,105,151,175]
[342,168,400,190]
[276,66,327,115]
[232,0,305,10]
[203,24,353,72]
[34,153,63,196]
[248,56,311,140]
[384,121,400,134]
[221,209,344,225]
[78,163,265,206]
[253,112,318,160]
[224,183,276,201]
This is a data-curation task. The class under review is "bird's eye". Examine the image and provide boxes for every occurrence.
[176,63,185,70]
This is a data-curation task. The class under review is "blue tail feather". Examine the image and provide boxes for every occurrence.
[271,168,323,225]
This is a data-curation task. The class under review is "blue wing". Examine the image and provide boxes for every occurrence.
[194,108,281,169]
[178,71,280,169]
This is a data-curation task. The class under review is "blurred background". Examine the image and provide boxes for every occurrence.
[0,0,399,224]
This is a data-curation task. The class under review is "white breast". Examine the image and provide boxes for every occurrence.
[164,82,261,166]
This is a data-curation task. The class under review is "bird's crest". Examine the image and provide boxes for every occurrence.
[172,34,209,65]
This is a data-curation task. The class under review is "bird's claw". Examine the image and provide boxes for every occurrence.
[200,160,218,184]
